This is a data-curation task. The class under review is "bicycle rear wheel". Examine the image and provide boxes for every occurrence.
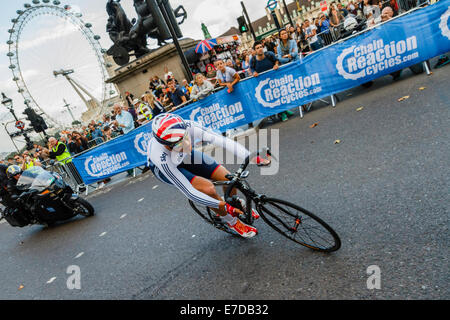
[257,198,341,252]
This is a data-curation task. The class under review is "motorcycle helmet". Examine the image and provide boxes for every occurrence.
[344,16,358,32]
[6,165,22,179]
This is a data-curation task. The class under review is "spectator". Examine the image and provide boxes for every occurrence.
[298,23,310,54]
[112,104,135,177]
[190,74,215,100]
[70,131,89,155]
[250,40,280,77]
[167,78,188,108]
[234,58,244,72]
[205,64,217,79]
[163,65,174,82]
[149,75,165,91]
[113,104,135,135]
[363,0,381,21]
[338,2,349,17]
[215,59,241,94]
[277,29,300,64]
[241,54,252,77]
[89,123,104,145]
[142,92,166,117]
[133,98,152,125]
[288,26,297,40]
[264,36,278,54]
[250,40,293,122]
[304,19,323,51]
[381,0,399,16]
[347,1,358,15]
[102,126,118,141]
[318,13,332,46]
[48,137,72,164]
[329,6,345,40]
[181,79,192,99]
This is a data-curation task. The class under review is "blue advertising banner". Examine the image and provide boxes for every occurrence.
[72,1,450,185]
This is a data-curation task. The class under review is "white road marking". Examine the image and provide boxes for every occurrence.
[120,214,127,219]
[138,198,144,202]
[152,185,158,190]
[46,277,57,284]
[192,235,196,238]
[99,232,107,237]
[74,252,84,259]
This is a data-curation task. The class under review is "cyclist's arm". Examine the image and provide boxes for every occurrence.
[191,124,250,160]
[154,153,221,209]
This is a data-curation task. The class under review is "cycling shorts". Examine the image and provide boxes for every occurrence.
[150,150,221,185]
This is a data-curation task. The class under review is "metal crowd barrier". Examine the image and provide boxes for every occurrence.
[41,158,88,195]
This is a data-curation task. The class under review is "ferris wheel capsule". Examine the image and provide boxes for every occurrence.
[24,4,32,9]
[32,0,41,4]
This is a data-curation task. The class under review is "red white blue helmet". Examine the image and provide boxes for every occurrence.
[152,113,187,146]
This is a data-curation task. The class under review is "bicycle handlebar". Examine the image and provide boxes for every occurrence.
[224,148,271,203]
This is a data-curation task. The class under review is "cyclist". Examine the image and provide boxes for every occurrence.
[147,113,266,238]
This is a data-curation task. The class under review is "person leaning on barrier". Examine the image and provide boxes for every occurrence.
[250,40,293,122]
[304,19,324,51]
[113,104,135,135]
[215,59,240,94]
[167,78,188,108]
[277,29,300,64]
[48,137,72,165]
[190,74,215,101]
[133,98,152,125]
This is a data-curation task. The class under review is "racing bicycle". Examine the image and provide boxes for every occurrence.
[189,149,341,252]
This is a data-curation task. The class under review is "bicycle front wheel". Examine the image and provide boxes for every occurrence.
[257,198,341,252]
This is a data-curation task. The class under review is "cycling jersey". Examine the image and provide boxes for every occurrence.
[147,121,249,209]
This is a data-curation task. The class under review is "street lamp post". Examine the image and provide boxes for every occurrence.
[1,92,34,151]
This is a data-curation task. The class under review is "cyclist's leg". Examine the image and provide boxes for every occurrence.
[180,150,237,197]
[151,159,226,216]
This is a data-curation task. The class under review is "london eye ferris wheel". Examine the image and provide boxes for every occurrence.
[6,0,116,128]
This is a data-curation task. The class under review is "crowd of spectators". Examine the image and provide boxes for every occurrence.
[1,0,436,170]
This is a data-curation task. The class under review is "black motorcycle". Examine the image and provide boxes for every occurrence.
[0,167,94,228]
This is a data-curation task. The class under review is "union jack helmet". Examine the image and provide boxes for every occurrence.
[152,113,187,146]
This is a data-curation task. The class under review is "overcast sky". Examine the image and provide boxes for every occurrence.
[0,0,276,153]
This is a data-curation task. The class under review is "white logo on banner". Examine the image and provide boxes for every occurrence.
[189,102,245,130]
[84,152,130,177]
[336,37,419,80]
[255,73,322,108]
[440,6,450,40]
[134,132,152,156]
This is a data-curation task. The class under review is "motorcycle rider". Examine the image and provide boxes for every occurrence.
[0,163,11,207]
[0,165,25,222]
[5,165,23,200]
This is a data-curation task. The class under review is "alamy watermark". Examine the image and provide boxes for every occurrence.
[174,128,280,176]
[366,265,381,290]
[66,265,81,290]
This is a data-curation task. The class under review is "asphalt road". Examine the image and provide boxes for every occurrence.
[0,61,448,300]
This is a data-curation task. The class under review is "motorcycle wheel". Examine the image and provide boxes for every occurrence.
[73,198,95,217]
